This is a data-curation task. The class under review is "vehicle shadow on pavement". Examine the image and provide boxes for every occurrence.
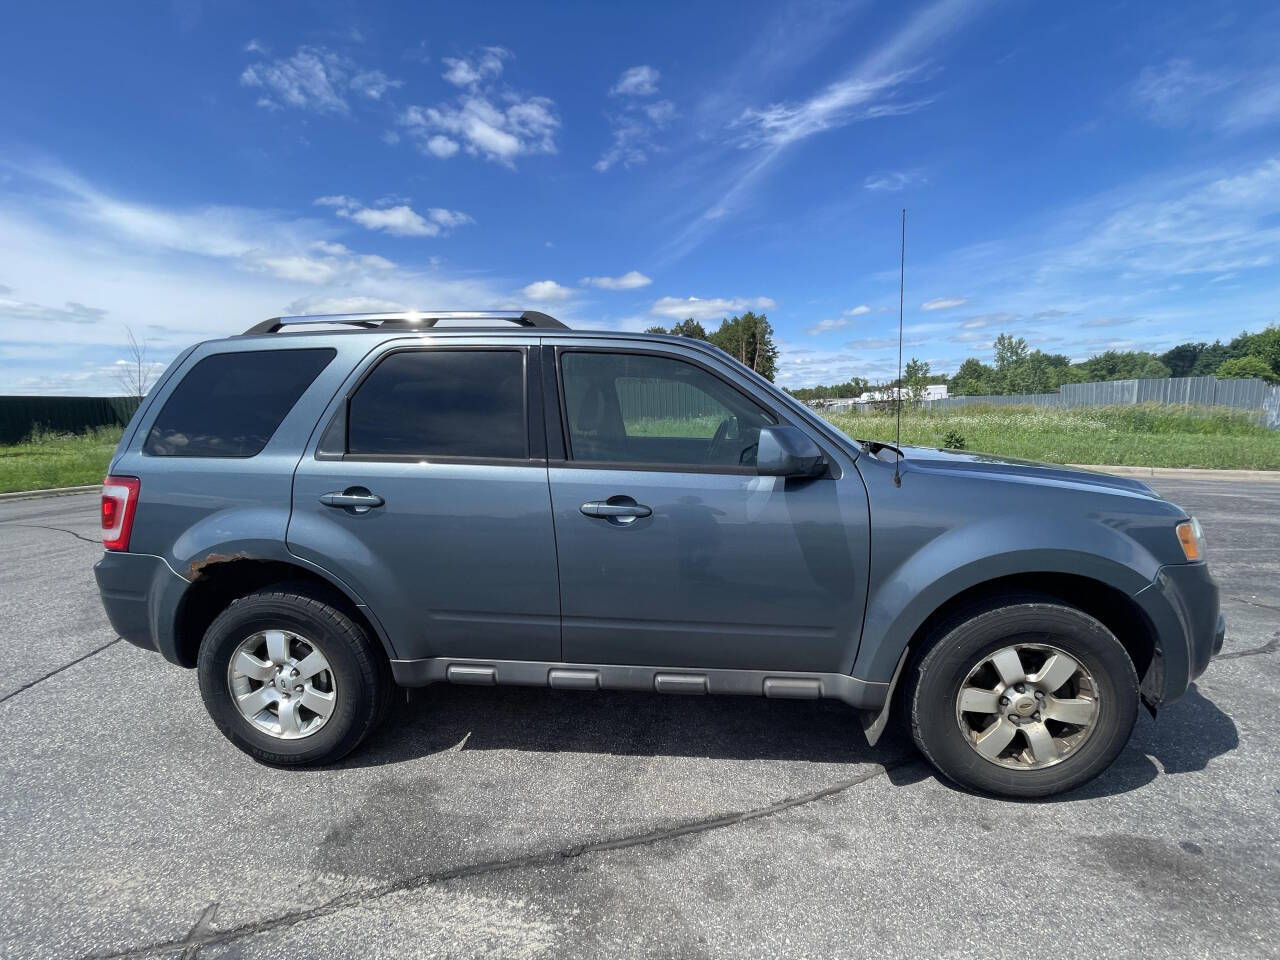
[337,683,930,778]
[328,682,1235,801]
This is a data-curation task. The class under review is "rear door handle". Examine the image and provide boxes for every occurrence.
[580,498,652,522]
[319,489,385,514]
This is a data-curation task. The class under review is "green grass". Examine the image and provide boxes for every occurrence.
[0,426,123,494]
[823,404,1280,470]
[0,404,1275,495]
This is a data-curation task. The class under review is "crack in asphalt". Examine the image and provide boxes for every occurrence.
[11,522,102,545]
[1224,594,1280,614]
[85,758,917,959]
[1214,634,1279,661]
[0,638,122,706]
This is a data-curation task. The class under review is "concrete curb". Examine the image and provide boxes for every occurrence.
[1073,465,1280,482]
[0,484,100,503]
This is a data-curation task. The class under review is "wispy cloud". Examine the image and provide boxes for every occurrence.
[734,68,931,149]
[315,196,473,237]
[651,295,776,321]
[660,0,988,263]
[581,271,652,290]
[1131,58,1280,133]
[597,66,675,172]
[921,296,967,310]
[864,170,927,191]
[611,65,660,98]
[398,46,559,166]
[240,45,401,114]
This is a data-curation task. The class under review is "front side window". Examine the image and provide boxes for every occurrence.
[560,351,775,467]
[347,349,526,459]
[145,348,335,457]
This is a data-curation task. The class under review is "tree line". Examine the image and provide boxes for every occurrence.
[788,325,1280,400]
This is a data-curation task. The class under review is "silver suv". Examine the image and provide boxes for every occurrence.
[94,310,1223,797]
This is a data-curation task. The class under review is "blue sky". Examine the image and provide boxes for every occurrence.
[1,0,1278,393]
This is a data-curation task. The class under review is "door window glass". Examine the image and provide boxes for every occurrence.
[561,352,775,467]
[348,350,527,459]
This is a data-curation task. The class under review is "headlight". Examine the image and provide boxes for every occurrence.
[1176,517,1205,562]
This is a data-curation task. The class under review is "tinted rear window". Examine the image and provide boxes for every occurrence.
[144,348,335,457]
[347,349,526,459]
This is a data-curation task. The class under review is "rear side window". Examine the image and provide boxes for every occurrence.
[144,349,335,457]
[347,349,527,459]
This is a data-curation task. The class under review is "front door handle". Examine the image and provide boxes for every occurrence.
[319,488,385,514]
[580,497,652,523]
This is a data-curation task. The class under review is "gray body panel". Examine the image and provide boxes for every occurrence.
[95,325,1222,716]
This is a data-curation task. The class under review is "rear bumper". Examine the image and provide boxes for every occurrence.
[1132,561,1223,706]
[94,551,189,663]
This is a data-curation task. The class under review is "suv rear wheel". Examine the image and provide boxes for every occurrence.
[197,586,391,765]
[907,600,1139,798]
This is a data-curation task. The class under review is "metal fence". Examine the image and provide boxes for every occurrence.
[820,377,1280,429]
[615,378,725,421]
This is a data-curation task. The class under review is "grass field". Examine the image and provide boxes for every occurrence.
[0,404,1276,494]
[824,404,1280,470]
[0,426,123,494]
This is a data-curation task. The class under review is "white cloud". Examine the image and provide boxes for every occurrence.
[381,130,400,145]
[0,295,107,325]
[806,318,849,335]
[650,295,776,321]
[611,65,660,97]
[240,45,401,114]
[441,47,510,88]
[399,47,559,166]
[0,161,513,393]
[521,280,573,302]
[922,297,968,310]
[581,271,652,290]
[315,196,473,237]
[864,170,926,191]
[425,135,460,158]
[805,305,871,335]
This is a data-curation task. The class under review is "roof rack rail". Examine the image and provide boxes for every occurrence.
[242,310,568,335]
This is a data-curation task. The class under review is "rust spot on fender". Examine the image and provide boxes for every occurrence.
[187,552,250,580]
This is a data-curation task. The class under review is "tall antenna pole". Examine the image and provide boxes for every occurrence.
[894,208,906,487]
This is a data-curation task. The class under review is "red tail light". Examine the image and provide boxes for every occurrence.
[102,476,140,551]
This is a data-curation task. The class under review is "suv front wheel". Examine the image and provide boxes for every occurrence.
[197,586,391,765]
[907,600,1139,798]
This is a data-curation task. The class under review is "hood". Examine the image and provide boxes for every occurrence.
[897,445,1157,497]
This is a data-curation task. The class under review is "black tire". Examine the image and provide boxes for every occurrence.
[197,585,391,766]
[907,599,1139,798]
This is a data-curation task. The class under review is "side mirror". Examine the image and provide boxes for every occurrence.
[756,425,827,477]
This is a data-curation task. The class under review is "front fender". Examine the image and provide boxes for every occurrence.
[852,515,1161,683]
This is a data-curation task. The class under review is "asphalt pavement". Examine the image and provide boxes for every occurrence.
[0,474,1277,959]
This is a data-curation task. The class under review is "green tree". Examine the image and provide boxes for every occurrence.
[1159,342,1207,378]
[669,318,709,340]
[709,311,779,381]
[950,357,997,395]
[1230,325,1280,377]
[1216,355,1278,383]
[1075,350,1170,381]
[644,325,668,334]
[993,333,1030,373]
[903,357,931,401]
